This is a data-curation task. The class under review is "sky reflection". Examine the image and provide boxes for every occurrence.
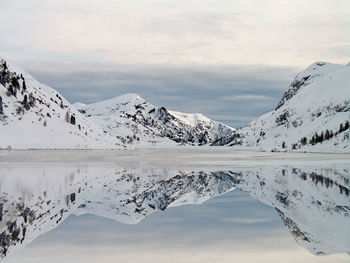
[5,190,349,263]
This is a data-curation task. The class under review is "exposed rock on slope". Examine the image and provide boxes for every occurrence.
[74,94,235,146]
[0,58,123,149]
[227,62,350,152]
[0,57,235,149]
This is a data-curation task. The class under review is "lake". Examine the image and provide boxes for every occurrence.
[0,149,349,262]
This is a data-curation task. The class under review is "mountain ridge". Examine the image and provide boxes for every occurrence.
[0,57,124,149]
[1,57,349,152]
[225,61,350,152]
[0,58,235,148]
[73,93,236,146]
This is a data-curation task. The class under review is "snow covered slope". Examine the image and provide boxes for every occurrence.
[228,62,350,152]
[0,58,123,149]
[74,94,235,146]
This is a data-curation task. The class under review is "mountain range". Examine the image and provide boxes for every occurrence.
[73,93,235,146]
[1,57,349,152]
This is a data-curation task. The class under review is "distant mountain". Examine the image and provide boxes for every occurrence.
[73,94,235,146]
[225,62,350,152]
[1,57,349,152]
[0,57,123,149]
[0,57,235,149]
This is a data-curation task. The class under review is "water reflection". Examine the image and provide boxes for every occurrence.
[0,160,349,260]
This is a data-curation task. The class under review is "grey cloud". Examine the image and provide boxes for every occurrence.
[223,95,274,101]
[142,12,240,39]
[25,63,298,128]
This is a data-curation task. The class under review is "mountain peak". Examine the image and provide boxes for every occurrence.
[275,61,346,110]
[75,92,235,146]
[0,59,124,149]
[229,61,350,152]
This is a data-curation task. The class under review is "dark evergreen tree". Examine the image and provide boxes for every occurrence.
[319,132,324,143]
[7,85,16,97]
[325,130,330,140]
[339,123,344,133]
[0,95,3,114]
[314,132,319,144]
[0,73,4,86]
[28,93,36,107]
[70,114,76,125]
[2,61,7,70]
[345,121,349,130]
[22,79,26,91]
[310,135,315,145]
[11,76,20,89]
[22,94,30,110]
[282,141,286,148]
[65,111,70,122]
[301,137,307,145]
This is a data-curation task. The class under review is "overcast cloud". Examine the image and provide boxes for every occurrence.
[1,0,349,127]
[27,63,296,127]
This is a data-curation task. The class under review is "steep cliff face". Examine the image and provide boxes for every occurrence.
[0,58,123,149]
[73,94,235,146]
[228,62,350,152]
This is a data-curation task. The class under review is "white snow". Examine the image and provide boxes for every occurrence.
[0,57,124,149]
[73,93,235,146]
[1,57,349,152]
[232,62,350,153]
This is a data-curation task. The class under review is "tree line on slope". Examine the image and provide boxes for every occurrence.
[286,121,350,149]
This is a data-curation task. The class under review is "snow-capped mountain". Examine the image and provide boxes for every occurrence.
[0,58,123,149]
[0,57,234,149]
[1,56,349,152]
[226,62,350,152]
[73,94,235,146]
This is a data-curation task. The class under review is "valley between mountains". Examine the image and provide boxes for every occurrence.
[0,58,349,152]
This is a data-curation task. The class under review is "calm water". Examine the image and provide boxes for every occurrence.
[0,150,349,263]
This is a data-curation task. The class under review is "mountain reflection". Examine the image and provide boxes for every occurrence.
[0,163,349,259]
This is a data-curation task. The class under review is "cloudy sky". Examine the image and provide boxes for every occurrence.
[1,0,350,127]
